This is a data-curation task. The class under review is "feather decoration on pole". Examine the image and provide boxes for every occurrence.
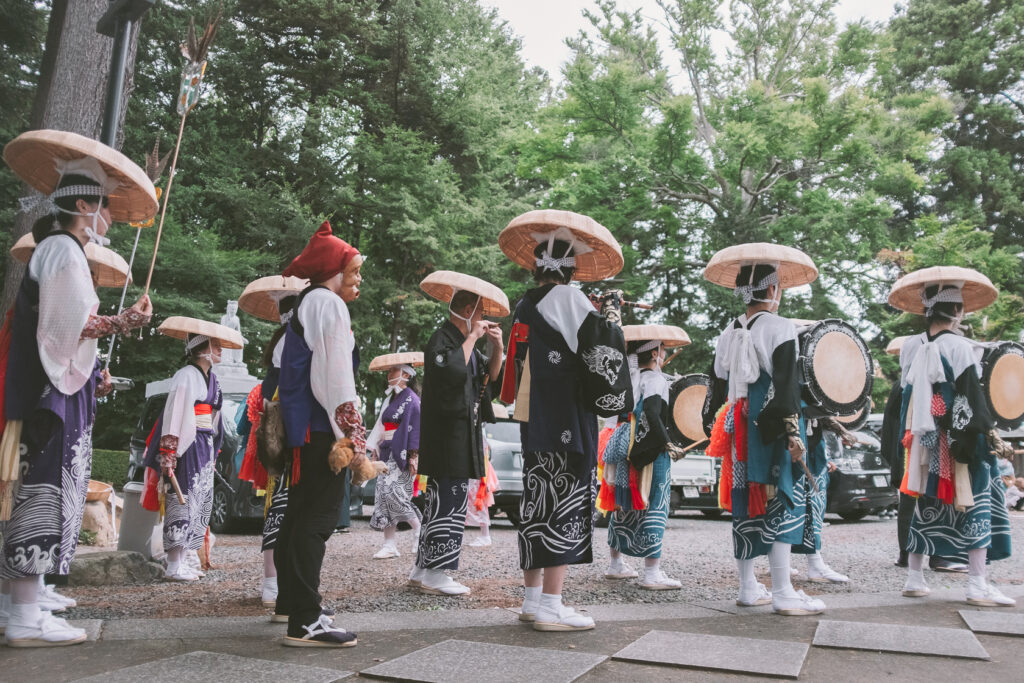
[142,9,221,297]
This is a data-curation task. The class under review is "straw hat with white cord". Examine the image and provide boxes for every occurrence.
[622,324,691,348]
[703,243,818,291]
[887,265,997,315]
[369,351,424,373]
[420,270,510,318]
[9,233,131,289]
[498,209,623,282]
[157,316,245,350]
[238,275,309,322]
[4,129,157,223]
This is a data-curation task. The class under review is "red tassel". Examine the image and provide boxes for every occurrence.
[931,393,946,417]
[629,465,645,510]
[141,466,161,512]
[291,448,302,484]
[902,430,914,450]
[749,483,767,516]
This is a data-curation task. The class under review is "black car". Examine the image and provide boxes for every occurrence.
[128,391,364,533]
[823,430,898,521]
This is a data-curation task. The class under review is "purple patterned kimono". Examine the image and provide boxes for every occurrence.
[1,361,101,578]
[369,387,421,530]
[144,367,223,551]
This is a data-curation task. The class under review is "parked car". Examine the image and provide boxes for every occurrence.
[128,390,365,533]
[484,410,525,526]
[823,430,898,521]
[669,454,722,517]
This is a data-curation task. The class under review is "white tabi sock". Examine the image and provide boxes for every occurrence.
[807,552,827,574]
[539,593,562,614]
[769,542,797,598]
[736,558,757,589]
[523,585,541,612]
[9,602,42,627]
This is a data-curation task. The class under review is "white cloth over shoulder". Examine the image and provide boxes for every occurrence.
[271,335,285,369]
[365,386,401,454]
[637,368,670,404]
[714,311,795,402]
[535,284,595,354]
[900,332,981,437]
[29,233,100,396]
[297,288,358,440]
[161,365,209,456]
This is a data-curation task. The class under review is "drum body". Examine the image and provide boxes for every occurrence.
[668,373,710,446]
[835,399,870,431]
[798,319,873,414]
[981,341,1024,430]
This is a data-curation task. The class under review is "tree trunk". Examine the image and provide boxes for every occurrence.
[2,0,142,314]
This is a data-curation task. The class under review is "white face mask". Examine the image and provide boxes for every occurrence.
[58,203,110,246]
[449,293,480,333]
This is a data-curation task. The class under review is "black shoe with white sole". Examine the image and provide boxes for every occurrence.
[283,615,357,648]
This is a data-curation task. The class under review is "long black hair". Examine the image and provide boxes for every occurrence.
[30,174,106,242]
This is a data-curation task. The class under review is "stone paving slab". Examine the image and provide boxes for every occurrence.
[101,616,278,641]
[611,629,809,679]
[813,620,989,660]
[959,610,1024,637]
[73,650,351,683]
[360,639,606,683]
[71,618,103,642]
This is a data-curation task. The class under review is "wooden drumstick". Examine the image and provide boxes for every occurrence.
[799,458,819,494]
[168,472,186,505]
[663,349,683,367]
[681,437,709,453]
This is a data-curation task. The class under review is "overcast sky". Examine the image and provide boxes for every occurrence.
[479,0,900,82]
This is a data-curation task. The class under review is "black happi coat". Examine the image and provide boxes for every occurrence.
[419,320,494,480]
[511,284,632,466]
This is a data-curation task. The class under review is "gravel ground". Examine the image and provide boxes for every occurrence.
[64,510,1024,621]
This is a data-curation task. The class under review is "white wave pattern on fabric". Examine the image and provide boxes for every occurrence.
[517,452,592,569]
[417,479,468,569]
[58,425,92,573]
[1,483,61,575]
[370,453,421,530]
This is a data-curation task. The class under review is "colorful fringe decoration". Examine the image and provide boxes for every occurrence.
[705,400,766,516]
[237,385,268,490]
[596,426,617,513]
[937,431,954,504]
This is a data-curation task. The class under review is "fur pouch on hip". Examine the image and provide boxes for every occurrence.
[256,399,287,476]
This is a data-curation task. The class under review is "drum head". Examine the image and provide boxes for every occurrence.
[799,320,873,413]
[835,399,869,432]
[669,374,710,446]
[982,341,1024,430]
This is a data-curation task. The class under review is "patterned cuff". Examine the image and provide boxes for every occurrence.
[335,402,366,456]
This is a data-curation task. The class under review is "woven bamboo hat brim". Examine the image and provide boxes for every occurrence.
[788,318,818,329]
[498,210,623,282]
[3,129,158,223]
[887,265,997,315]
[623,324,690,348]
[238,275,309,322]
[420,270,510,317]
[885,336,909,356]
[9,233,131,289]
[369,352,425,372]
[157,316,245,350]
[703,243,818,289]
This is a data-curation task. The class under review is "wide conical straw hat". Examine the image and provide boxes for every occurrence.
[703,243,818,289]
[622,324,690,348]
[885,335,909,356]
[887,265,997,315]
[420,270,510,317]
[369,351,424,372]
[238,275,308,322]
[9,233,130,289]
[157,316,244,350]
[3,129,157,223]
[499,210,623,282]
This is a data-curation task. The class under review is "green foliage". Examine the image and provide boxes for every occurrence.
[90,449,131,492]
[515,0,947,374]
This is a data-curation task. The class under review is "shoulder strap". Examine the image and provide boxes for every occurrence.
[290,284,329,338]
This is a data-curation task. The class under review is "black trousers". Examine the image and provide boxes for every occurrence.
[274,431,347,631]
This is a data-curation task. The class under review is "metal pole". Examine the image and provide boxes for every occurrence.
[100,14,131,146]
